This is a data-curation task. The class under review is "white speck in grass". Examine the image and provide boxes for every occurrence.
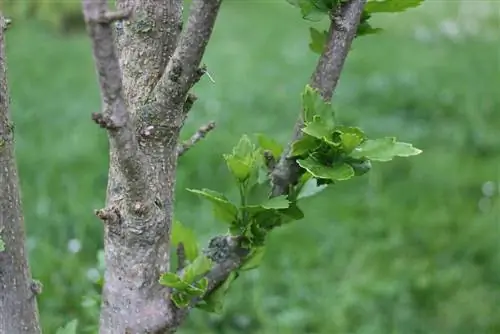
[478,197,491,214]
[68,239,81,254]
[414,26,433,43]
[481,181,496,198]
[439,20,461,40]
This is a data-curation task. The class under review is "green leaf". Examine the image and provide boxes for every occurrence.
[260,195,290,209]
[171,292,190,308]
[224,135,259,182]
[309,27,327,54]
[302,116,332,140]
[240,247,266,271]
[297,177,328,200]
[194,277,209,293]
[301,85,335,127]
[186,188,238,224]
[56,319,78,334]
[256,133,283,158]
[348,158,372,176]
[350,137,422,161]
[365,0,425,13]
[197,271,238,313]
[297,158,355,181]
[159,272,191,290]
[279,202,305,223]
[224,154,253,181]
[0,236,4,252]
[299,1,329,21]
[340,132,364,153]
[290,134,320,157]
[232,134,255,158]
[171,220,199,262]
[357,21,383,37]
[182,255,212,283]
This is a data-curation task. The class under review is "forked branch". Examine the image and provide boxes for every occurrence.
[81,0,148,202]
[173,0,368,322]
[154,0,223,109]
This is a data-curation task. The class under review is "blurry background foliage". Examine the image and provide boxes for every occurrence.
[2,0,500,333]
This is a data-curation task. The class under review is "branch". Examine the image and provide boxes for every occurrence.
[271,0,367,196]
[81,1,148,202]
[177,121,216,157]
[174,0,368,320]
[153,0,223,109]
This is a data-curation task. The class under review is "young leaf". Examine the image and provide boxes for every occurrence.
[158,273,191,290]
[297,158,355,181]
[171,220,199,262]
[56,319,78,334]
[279,202,305,223]
[297,177,328,200]
[194,277,209,293]
[186,188,238,224]
[171,291,190,308]
[290,134,320,157]
[357,21,383,37]
[302,116,332,139]
[240,247,266,271]
[301,85,335,127]
[233,134,255,158]
[365,0,425,13]
[348,158,372,176]
[340,132,364,153]
[224,154,253,181]
[182,255,212,284]
[256,133,283,158]
[350,137,422,161]
[309,27,327,54]
[260,195,290,210]
[299,0,329,21]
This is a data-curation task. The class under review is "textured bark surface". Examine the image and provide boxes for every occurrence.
[1,0,366,331]
[0,14,42,334]
[82,0,221,332]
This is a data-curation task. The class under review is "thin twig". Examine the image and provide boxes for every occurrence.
[177,121,216,157]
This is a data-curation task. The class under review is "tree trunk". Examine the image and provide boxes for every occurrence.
[0,14,42,334]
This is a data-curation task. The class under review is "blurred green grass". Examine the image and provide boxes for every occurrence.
[5,1,500,333]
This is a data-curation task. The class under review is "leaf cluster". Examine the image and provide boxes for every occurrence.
[158,84,421,314]
[290,85,421,187]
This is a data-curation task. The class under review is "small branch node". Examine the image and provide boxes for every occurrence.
[177,121,216,157]
[95,206,121,224]
[92,10,132,25]
[263,150,277,171]
[2,17,12,31]
[91,112,119,130]
[30,279,43,297]
[183,93,198,114]
[133,202,147,215]
[141,125,155,137]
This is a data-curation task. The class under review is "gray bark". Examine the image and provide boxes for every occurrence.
[0,0,366,332]
[0,14,42,334]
